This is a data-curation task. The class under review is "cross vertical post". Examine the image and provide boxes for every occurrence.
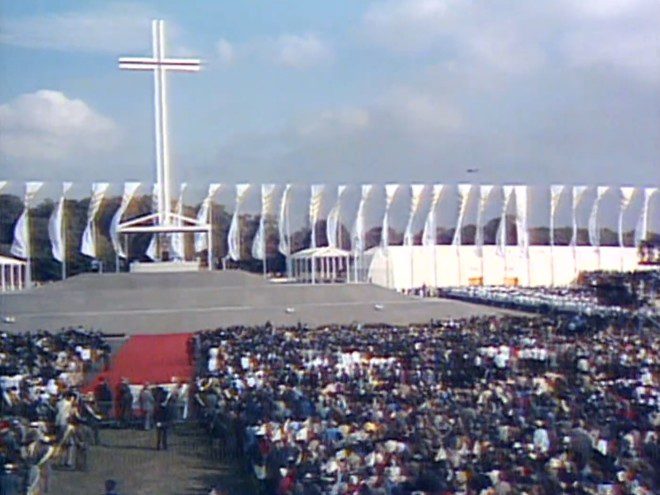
[119,19,200,227]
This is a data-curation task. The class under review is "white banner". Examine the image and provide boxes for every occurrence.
[451,184,472,246]
[48,182,73,262]
[514,185,529,256]
[109,182,140,259]
[170,183,187,260]
[351,184,373,253]
[11,182,43,259]
[227,184,250,261]
[569,185,588,247]
[618,187,635,247]
[309,184,325,249]
[422,184,445,247]
[252,184,277,260]
[475,185,494,252]
[549,185,564,247]
[635,187,658,247]
[588,186,609,247]
[278,184,293,256]
[146,184,159,261]
[80,182,109,259]
[381,184,400,247]
[326,185,347,249]
[496,186,515,256]
[194,183,221,253]
[403,184,425,246]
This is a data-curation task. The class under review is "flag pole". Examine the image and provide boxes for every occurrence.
[62,197,67,280]
[26,204,32,289]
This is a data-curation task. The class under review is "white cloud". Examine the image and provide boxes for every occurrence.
[363,0,660,82]
[0,3,187,55]
[559,0,660,83]
[0,90,119,162]
[296,107,370,138]
[272,33,334,68]
[363,0,457,53]
[216,39,235,65]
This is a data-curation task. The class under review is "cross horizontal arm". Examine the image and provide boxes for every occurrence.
[119,57,201,72]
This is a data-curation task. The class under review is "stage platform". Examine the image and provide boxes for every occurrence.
[0,271,516,334]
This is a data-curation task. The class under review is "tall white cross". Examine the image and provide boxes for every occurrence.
[119,20,200,226]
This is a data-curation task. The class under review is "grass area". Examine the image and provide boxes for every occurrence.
[49,423,255,495]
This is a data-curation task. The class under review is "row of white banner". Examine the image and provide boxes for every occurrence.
[5,181,657,263]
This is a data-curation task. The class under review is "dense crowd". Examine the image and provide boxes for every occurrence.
[193,316,658,495]
[438,286,631,316]
[0,329,111,494]
[437,270,659,317]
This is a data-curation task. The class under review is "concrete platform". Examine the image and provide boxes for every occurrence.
[0,271,515,334]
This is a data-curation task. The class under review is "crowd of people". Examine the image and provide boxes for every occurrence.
[436,270,658,318]
[437,286,632,317]
[193,315,658,495]
[0,329,111,494]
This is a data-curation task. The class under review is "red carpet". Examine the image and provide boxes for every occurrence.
[89,333,193,390]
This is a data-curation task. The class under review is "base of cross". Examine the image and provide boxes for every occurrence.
[130,260,201,273]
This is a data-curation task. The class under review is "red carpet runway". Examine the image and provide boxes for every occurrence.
[94,333,193,389]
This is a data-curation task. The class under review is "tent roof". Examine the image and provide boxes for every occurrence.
[0,255,27,266]
[291,246,351,259]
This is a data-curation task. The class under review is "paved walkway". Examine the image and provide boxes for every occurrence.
[50,424,255,495]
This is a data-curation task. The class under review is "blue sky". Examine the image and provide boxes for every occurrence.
[1,0,659,192]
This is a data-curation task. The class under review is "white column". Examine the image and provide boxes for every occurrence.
[1,265,5,292]
[9,265,15,291]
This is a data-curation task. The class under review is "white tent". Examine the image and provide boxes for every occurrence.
[290,247,352,284]
[0,255,28,292]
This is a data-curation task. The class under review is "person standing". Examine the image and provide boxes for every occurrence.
[154,387,169,450]
[139,384,155,431]
[94,377,113,419]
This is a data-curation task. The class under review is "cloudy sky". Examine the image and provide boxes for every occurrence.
[0,0,659,188]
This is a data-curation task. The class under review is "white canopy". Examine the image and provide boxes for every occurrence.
[0,255,27,292]
[291,246,351,259]
[290,247,352,284]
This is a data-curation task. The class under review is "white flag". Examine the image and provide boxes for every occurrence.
[227,184,250,261]
[618,187,636,247]
[514,185,529,256]
[403,184,425,247]
[11,182,43,259]
[80,183,110,259]
[48,182,73,262]
[309,184,325,249]
[496,186,515,256]
[569,185,588,247]
[170,183,187,260]
[0,181,7,193]
[422,184,445,247]
[549,185,564,247]
[352,184,373,253]
[381,184,400,247]
[146,184,160,261]
[635,187,657,247]
[452,184,472,246]
[252,184,277,260]
[194,183,221,253]
[278,184,293,256]
[588,186,609,247]
[475,185,494,252]
[109,182,140,259]
[326,185,347,249]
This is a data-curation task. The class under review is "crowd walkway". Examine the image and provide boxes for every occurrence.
[50,423,254,495]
